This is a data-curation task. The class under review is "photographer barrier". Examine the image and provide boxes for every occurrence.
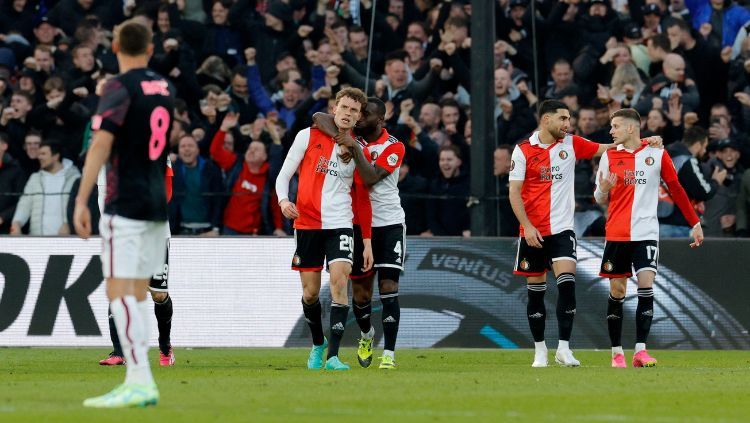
[1,237,748,349]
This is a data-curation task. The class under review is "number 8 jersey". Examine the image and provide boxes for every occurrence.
[92,68,176,221]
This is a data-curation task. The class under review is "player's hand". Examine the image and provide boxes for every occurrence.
[273,228,287,237]
[362,239,374,272]
[523,224,544,248]
[599,172,617,193]
[280,200,299,220]
[338,144,352,163]
[334,130,357,148]
[644,136,663,149]
[73,201,92,239]
[690,223,704,248]
[200,228,219,237]
[297,24,314,38]
[58,223,70,236]
[10,222,21,235]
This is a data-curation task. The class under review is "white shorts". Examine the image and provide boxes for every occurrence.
[100,213,168,279]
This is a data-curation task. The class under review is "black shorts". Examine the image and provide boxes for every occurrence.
[292,228,354,272]
[149,239,169,292]
[514,230,577,276]
[600,240,659,278]
[351,223,406,280]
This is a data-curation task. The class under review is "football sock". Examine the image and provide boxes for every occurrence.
[635,343,646,353]
[612,346,624,355]
[636,288,654,344]
[107,305,123,357]
[556,273,576,342]
[154,294,173,355]
[527,283,547,342]
[301,297,325,346]
[558,340,570,350]
[607,294,625,348]
[353,300,372,335]
[380,292,400,352]
[110,296,153,385]
[327,302,349,359]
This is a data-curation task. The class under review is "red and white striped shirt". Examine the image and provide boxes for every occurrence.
[276,127,372,234]
[509,131,600,237]
[596,145,699,241]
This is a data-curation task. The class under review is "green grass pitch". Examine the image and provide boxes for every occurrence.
[1,348,748,422]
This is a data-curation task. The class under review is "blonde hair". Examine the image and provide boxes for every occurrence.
[610,62,644,98]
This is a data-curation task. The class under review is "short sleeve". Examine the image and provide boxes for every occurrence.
[572,135,600,160]
[92,78,130,134]
[373,142,405,174]
[509,145,527,181]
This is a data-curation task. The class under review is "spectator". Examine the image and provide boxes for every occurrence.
[398,99,438,180]
[495,67,537,146]
[646,33,672,77]
[10,139,80,235]
[646,52,700,113]
[344,25,385,76]
[398,160,429,236]
[494,144,519,236]
[544,59,576,100]
[19,130,41,176]
[659,126,723,237]
[686,0,750,49]
[736,167,750,236]
[424,145,470,237]
[209,112,285,236]
[0,91,35,159]
[170,135,224,236]
[47,0,123,38]
[0,132,27,233]
[703,138,744,236]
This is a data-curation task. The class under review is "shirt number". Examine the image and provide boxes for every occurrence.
[148,106,170,161]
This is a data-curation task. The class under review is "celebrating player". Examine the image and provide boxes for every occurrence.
[74,20,175,407]
[313,97,406,370]
[594,108,703,368]
[97,158,175,368]
[509,100,661,368]
[275,87,373,371]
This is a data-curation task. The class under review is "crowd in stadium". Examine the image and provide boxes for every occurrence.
[1,0,749,238]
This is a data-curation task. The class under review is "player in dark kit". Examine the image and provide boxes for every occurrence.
[74,20,175,408]
[314,97,406,369]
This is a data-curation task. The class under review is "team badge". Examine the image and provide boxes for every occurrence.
[520,259,530,270]
[387,153,399,166]
[292,255,301,266]
[603,261,614,272]
[371,151,379,161]
[510,160,515,171]
[559,150,569,160]
[645,157,655,166]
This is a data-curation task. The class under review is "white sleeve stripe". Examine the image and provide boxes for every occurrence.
[690,158,712,193]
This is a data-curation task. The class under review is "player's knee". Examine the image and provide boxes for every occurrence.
[378,268,400,285]
[609,283,627,298]
[378,278,398,294]
[352,281,373,304]
[302,291,319,304]
[150,291,169,303]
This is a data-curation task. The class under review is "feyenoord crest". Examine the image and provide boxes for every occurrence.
[520,259,530,270]
[371,151,379,161]
[645,156,655,166]
[510,160,515,171]
[559,150,569,160]
[603,261,614,272]
[292,255,301,266]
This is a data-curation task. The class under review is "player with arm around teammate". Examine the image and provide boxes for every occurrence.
[313,97,406,369]
[276,87,373,371]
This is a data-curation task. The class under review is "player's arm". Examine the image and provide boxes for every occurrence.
[588,136,664,157]
[335,132,390,186]
[276,128,309,219]
[508,146,544,248]
[74,130,113,238]
[311,112,338,137]
[594,153,615,205]
[660,151,703,247]
[353,171,374,271]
